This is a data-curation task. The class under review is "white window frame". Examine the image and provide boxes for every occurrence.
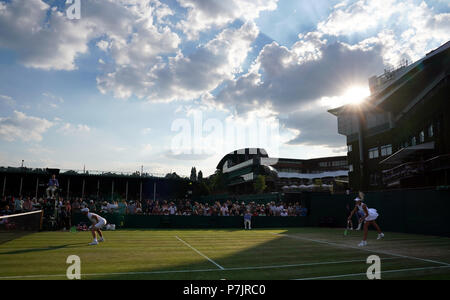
[419,131,425,143]
[380,144,392,157]
[369,147,379,159]
[428,125,434,138]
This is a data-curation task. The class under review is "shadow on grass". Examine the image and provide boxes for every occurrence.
[0,243,87,255]
[0,231,35,246]
[84,227,407,280]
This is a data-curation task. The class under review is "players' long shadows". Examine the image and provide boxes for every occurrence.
[0,243,87,255]
[0,231,34,246]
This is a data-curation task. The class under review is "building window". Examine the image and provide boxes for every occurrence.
[369,147,379,159]
[419,131,425,143]
[332,160,348,167]
[411,136,417,146]
[370,173,379,186]
[381,144,392,157]
[428,125,434,138]
[347,145,353,152]
[349,164,354,172]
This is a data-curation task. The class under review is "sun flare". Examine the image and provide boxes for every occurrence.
[343,86,371,105]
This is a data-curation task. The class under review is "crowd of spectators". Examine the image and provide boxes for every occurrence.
[1,195,308,218]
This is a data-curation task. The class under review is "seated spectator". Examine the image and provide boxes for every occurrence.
[23,197,33,212]
[88,200,97,213]
[295,202,302,216]
[127,201,136,215]
[136,201,143,214]
[65,200,71,214]
[168,202,177,215]
[118,199,127,215]
[152,204,161,215]
[107,201,118,213]
[0,205,12,216]
[14,196,24,213]
[72,199,81,213]
[220,203,229,216]
[100,201,109,214]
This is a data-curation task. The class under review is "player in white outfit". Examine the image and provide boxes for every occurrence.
[348,196,384,246]
[81,208,107,245]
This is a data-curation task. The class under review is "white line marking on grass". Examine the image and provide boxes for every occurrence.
[224,257,399,271]
[0,257,399,279]
[175,236,225,270]
[272,233,450,267]
[293,265,450,280]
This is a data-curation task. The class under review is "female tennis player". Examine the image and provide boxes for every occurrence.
[348,195,384,246]
[81,208,107,245]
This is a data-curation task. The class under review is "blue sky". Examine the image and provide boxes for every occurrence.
[0,0,449,176]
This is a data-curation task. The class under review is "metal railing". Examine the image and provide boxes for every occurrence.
[382,154,450,184]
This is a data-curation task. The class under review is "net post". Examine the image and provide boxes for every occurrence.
[39,210,44,231]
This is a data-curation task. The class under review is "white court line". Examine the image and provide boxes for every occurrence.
[223,257,399,271]
[175,236,225,270]
[272,233,450,267]
[0,257,398,279]
[293,265,450,280]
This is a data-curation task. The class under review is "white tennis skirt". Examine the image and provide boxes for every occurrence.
[94,218,107,229]
[365,208,379,221]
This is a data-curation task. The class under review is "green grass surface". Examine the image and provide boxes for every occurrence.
[0,228,449,280]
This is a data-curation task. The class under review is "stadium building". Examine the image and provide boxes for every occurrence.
[216,148,349,194]
[329,41,450,190]
[0,167,192,201]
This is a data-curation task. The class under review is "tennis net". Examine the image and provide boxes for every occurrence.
[0,210,43,244]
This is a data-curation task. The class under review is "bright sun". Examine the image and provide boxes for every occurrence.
[343,86,371,105]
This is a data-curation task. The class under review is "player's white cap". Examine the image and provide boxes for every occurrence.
[81,208,89,213]
[354,197,362,202]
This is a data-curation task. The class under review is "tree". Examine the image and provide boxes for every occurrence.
[190,167,197,182]
[253,175,267,194]
[207,170,226,194]
[198,170,203,182]
[165,172,181,179]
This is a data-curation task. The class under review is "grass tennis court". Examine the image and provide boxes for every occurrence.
[0,228,449,280]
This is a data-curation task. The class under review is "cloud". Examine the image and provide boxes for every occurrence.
[0,111,53,142]
[0,0,180,71]
[215,38,385,115]
[208,0,450,149]
[176,0,278,40]
[317,0,450,66]
[97,21,259,102]
[57,123,91,135]
[0,95,15,107]
[140,144,153,156]
[0,0,92,70]
[141,128,152,135]
[283,108,346,148]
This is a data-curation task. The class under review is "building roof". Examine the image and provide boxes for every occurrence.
[328,40,450,117]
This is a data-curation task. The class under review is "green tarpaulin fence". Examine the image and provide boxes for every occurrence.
[72,189,450,236]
